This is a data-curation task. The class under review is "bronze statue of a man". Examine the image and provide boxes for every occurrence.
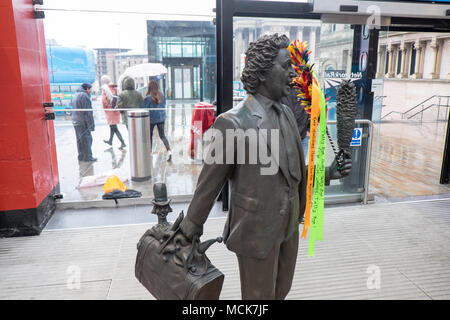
[179,34,351,299]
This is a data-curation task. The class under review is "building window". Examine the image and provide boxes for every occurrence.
[385,51,389,74]
[410,47,416,76]
[396,49,402,75]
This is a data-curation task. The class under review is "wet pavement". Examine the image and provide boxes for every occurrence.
[54,100,204,204]
[370,120,450,201]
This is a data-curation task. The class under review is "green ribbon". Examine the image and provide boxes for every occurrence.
[308,87,326,257]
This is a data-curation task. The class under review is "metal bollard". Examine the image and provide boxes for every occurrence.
[128,110,152,181]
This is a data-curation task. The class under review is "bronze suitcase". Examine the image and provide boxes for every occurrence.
[135,212,224,300]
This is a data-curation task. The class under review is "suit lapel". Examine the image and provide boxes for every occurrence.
[245,95,291,183]
[281,103,303,162]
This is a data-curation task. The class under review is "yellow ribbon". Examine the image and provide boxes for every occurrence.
[301,82,321,239]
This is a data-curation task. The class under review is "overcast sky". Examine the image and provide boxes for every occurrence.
[42,0,309,50]
[43,0,216,51]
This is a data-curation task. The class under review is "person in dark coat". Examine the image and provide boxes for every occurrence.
[117,77,143,129]
[72,83,96,162]
[142,80,171,161]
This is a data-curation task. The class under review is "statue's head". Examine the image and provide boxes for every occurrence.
[241,33,295,101]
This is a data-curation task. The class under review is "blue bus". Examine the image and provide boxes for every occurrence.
[46,46,96,114]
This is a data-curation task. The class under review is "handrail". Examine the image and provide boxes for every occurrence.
[402,95,437,115]
[328,119,374,205]
[382,95,450,120]
[403,95,450,117]
[382,110,403,118]
[407,103,450,120]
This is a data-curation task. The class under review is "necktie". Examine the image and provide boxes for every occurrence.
[272,102,301,182]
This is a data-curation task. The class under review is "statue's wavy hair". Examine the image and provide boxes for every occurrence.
[241,33,290,94]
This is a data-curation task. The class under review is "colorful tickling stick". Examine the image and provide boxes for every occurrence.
[308,83,327,256]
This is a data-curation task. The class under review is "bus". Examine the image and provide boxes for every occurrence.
[46,45,96,115]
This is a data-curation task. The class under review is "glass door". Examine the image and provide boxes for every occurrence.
[174,67,183,99]
[182,67,192,99]
[172,66,193,99]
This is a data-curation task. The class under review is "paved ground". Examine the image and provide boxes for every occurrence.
[370,121,450,201]
[1,198,449,300]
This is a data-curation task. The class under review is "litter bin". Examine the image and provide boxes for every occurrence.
[128,110,152,181]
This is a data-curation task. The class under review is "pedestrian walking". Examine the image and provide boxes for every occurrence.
[101,75,126,150]
[142,79,172,161]
[117,77,143,129]
[72,83,97,162]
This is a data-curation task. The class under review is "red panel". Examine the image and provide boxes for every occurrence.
[0,122,31,160]
[0,1,12,8]
[0,160,36,210]
[17,48,43,86]
[12,0,39,52]
[0,1,59,211]
[0,194,37,211]
[21,83,54,205]
[0,84,26,127]
[0,47,21,86]
[0,8,17,48]
[36,19,59,187]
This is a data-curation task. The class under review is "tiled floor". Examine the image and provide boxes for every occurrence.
[1,198,450,300]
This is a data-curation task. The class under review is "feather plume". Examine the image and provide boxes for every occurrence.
[287,40,319,115]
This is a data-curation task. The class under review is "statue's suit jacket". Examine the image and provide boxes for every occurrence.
[180,94,307,259]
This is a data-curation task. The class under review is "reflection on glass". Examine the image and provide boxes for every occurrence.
[233,17,321,97]
[148,20,216,102]
[44,9,217,204]
[232,16,373,202]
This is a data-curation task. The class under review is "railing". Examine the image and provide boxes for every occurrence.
[328,119,374,205]
[407,103,450,121]
[382,95,450,121]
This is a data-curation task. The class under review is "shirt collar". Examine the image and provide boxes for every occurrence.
[253,93,275,111]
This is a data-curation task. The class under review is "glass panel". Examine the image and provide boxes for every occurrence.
[174,68,183,99]
[183,68,192,99]
[166,65,172,99]
[232,16,377,203]
[42,3,217,206]
[194,66,200,99]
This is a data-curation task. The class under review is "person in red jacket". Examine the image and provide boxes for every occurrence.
[190,102,216,159]
[101,75,126,150]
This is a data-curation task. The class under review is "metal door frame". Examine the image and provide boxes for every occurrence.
[215,0,450,209]
[216,0,378,210]
[216,0,321,115]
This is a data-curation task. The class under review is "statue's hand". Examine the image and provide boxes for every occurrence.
[329,150,352,180]
[174,212,203,243]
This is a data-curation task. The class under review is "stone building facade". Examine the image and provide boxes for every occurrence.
[377,32,450,120]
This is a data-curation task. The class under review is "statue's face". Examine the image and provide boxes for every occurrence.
[258,48,296,101]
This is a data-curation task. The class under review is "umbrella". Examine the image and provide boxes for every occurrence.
[118,63,167,91]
